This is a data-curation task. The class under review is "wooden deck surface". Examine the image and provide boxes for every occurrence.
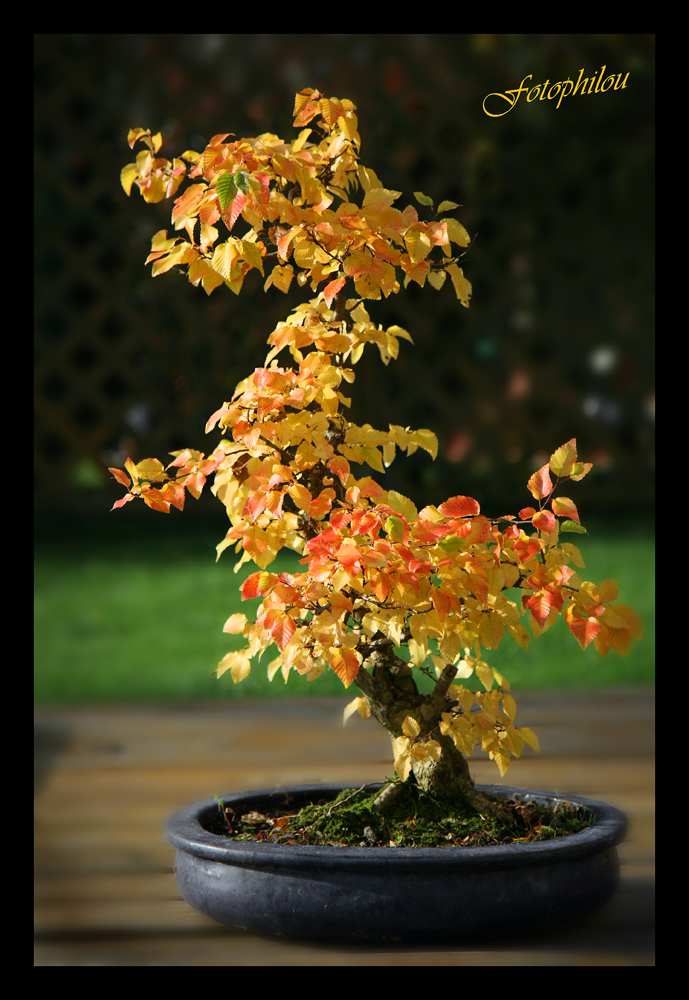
[34,688,654,966]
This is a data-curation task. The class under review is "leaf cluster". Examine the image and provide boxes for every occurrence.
[121,89,473,305]
[113,91,641,780]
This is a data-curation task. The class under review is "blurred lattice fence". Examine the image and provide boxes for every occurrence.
[35,34,654,522]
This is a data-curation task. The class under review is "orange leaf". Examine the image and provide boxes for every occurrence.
[109,467,132,488]
[161,480,185,511]
[323,276,346,308]
[245,492,268,521]
[527,464,553,500]
[551,496,580,523]
[524,591,554,628]
[141,488,171,513]
[532,510,556,533]
[328,456,350,487]
[330,647,360,689]
[269,613,296,650]
[111,493,135,511]
[241,572,277,599]
[568,615,602,650]
[438,495,480,518]
[309,489,335,520]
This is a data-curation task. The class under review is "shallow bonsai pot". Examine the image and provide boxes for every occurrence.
[165,783,627,944]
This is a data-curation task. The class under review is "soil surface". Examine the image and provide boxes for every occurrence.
[206,782,593,848]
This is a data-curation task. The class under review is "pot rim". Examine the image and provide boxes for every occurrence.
[165,783,627,871]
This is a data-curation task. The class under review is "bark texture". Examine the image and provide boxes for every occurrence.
[352,639,507,819]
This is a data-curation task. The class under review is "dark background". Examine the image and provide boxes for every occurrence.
[35,34,654,532]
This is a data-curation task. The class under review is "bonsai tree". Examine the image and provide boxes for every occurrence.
[114,88,641,821]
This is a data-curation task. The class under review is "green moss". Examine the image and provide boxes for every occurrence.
[209,783,593,848]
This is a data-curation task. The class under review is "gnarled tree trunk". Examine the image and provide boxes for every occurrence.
[352,639,508,819]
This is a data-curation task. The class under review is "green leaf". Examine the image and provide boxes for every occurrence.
[413,191,434,207]
[235,170,251,195]
[438,535,463,553]
[438,200,460,212]
[560,519,587,534]
[217,173,238,212]
[385,515,406,543]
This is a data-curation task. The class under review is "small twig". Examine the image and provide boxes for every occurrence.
[326,783,379,818]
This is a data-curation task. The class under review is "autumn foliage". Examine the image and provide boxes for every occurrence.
[114,90,641,791]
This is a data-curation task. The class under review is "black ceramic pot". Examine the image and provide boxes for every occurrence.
[165,782,627,944]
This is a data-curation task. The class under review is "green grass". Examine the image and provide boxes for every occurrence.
[34,517,654,704]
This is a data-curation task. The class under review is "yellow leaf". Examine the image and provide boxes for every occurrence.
[386,490,418,522]
[360,445,384,473]
[475,660,494,691]
[609,603,643,638]
[491,747,511,777]
[407,637,428,667]
[507,621,530,651]
[520,726,540,752]
[599,579,619,602]
[120,163,139,196]
[445,218,471,247]
[241,239,265,276]
[479,612,505,650]
[408,428,439,460]
[439,631,463,662]
[216,650,251,683]
[402,716,421,738]
[561,542,586,568]
[362,186,402,209]
[291,128,312,152]
[211,241,240,280]
[601,606,629,629]
[266,654,283,681]
[223,613,247,634]
[343,696,370,725]
[445,263,472,307]
[288,483,312,512]
[549,439,578,477]
[394,750,413,782]
[502,693,517,721]
[404,229,432,263]
[266,264,294,293]
[189,257,225,295]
